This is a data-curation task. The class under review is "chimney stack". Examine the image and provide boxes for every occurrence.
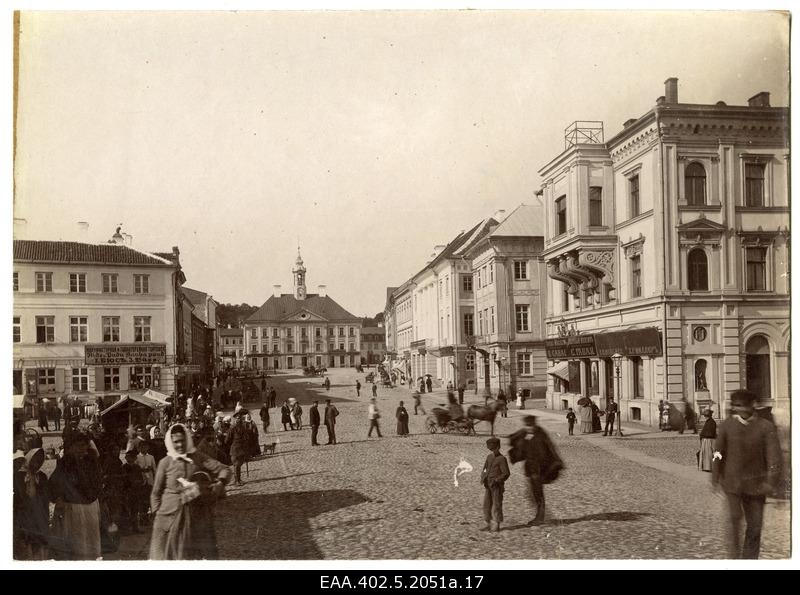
[123,233,133,246]
[111,226,125,244]
[493,209,506,222]
[748,91,771,107]
[273,285,282,297]
[664,77,678,104]
[318,285,327,297]
[77,221,89,240]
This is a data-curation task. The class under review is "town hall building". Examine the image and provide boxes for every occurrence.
[243,251,362,370]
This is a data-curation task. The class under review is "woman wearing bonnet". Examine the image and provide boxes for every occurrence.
[149,423,231,560]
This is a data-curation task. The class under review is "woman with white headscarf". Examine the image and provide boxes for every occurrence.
[149,423,231,560]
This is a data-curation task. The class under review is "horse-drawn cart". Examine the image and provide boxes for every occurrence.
[426,407,475,435]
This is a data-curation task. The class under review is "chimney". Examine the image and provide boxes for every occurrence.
[493,209,506,222]
[318,285,327,297]
[432,245,446,258]
[623,118,638,129]
[656,96,666,106]
[13,218,27,239]
[273,284,282,297]
[748,91,771,107]
[664,77,678,104]
[123,233,133,246]
[77,221,89,240]
[111,225,125,244]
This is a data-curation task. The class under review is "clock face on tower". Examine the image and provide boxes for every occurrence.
[297,286,306,298]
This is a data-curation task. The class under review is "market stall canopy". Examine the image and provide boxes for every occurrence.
[100,391,169,417]
[546,361,570,381]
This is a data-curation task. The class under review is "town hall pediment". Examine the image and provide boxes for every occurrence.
[282,309,328,323]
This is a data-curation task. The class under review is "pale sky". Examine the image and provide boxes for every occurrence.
[12,10,789,316]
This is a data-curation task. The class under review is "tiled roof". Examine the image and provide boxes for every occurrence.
[245,294,360,323]
[13,240,174,266]
[490,203,545,237]
[181,286,208,306]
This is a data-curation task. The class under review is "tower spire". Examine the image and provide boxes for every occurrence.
[293,246,307,300]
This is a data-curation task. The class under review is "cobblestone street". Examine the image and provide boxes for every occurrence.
[102,368,790,560]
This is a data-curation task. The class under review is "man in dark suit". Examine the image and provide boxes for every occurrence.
[510,415,563,526]
[324,399,339,445]
[713,389,782,559]
[603,397,619,436]
[309,400,321,446]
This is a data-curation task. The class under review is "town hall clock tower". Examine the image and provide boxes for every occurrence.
[293,248,307,300]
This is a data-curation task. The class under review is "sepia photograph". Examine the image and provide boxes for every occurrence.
[5,4,793,569]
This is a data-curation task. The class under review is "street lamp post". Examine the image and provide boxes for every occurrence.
[612,353,624,437]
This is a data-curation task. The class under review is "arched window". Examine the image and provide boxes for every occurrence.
[685,162,707,206]
[694,359,708,390]
[688,249,709,290]
[745,335,771,399]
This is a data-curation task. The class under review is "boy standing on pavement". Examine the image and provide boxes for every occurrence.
[713,389,782,559]
[480,437,510,532]
[566,408,576,436]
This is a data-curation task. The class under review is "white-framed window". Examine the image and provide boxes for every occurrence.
[490,307,495,334]
[315,327,322,338]
[685,163,707,206]
[514,260,528,280]
[329,343,334,352]
[589,186,603,226]
[465,353,475,371]
[462,274,473,293]
[102,316,120,342]
[339,327,345,337]
[134,316,151,342]
[274,328,280,338]
[629,174,640,218]
[475,271,482,290]
[744,163,766,207]
[103,367,120,391]
[133,274,150,294]
[338,342,344,351]
[515,304,530,332]
[102,273,118,293]
[631,255,642,298]
[69,316,88,343]
[38,368,56,386]
[35,316,55,343]
[555,195,567,235]
[130,366,153,389]
[13,316,21,343]
[35,272,53,292]
[250,328,257,339]
[631,356,644,398]
[517,353,532,375]
[745,246,768,291]
[251,345,257,353]
[72,367,88,392]
[13,272,18,291]
[463,312,474,337]
[478,310,484,335]
[287,342,294,352]
[315,343,321,352]
[287,328,294,338]
[688,248,709,291]
[488,266,493,285]
[349,327,355,337]
[349,343,354,352]
[69,273,87,293]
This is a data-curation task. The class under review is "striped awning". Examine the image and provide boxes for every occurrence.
[547,361,570,381]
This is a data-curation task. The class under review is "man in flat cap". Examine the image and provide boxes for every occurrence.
[713,389,781,559]
[480,437,510,532]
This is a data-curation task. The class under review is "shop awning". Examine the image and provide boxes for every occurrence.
[100,391,169,417]
[547,361,570,381]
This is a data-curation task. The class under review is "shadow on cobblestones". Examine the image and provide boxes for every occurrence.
[217,489,370,559]
[244,471,324,486]
[550,511,653,526]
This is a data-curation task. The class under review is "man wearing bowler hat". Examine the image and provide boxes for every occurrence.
[480,436,510,532]
[713,389,781,559]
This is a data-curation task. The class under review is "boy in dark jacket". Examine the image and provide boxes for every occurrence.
[480,437,510,532]
[566,408,577,436]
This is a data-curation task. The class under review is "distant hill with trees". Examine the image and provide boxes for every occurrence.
[217,303,258,328]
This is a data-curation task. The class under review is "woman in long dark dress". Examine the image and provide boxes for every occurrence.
[149,424,230,560]
[698,409,717,472]
[13,448,50,560]
[396,401,410,436]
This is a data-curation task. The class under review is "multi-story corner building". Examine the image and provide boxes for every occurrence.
[182,286,220,379]
[360,326,386,365]
[219,327,245,369]
[242,251,362,370]
[12,231,182,415]
[462,204,548,398]
[540,78,789,432]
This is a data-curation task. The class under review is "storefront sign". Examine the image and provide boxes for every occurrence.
[594,328,663,357]
[85,343,167,365]
[545,335,597,359]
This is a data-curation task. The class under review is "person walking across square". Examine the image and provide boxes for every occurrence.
[412,390,425,415]
[713,389,781,559]
[367,398,382,438]
[480,437,510,532]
